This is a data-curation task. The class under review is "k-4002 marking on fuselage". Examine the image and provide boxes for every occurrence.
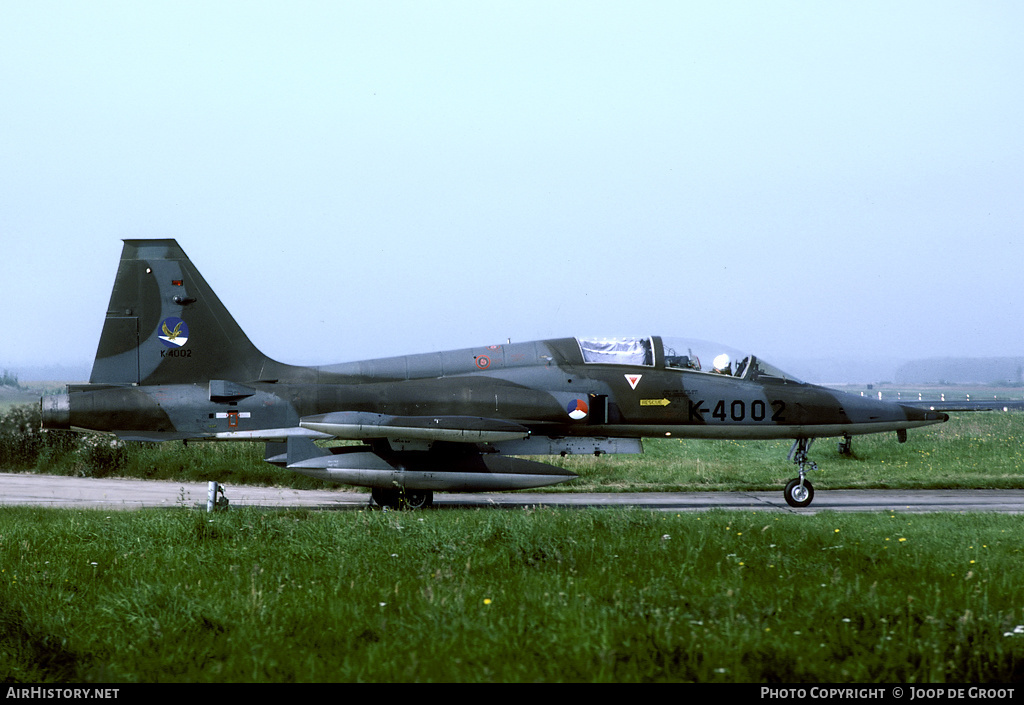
[684,399,786,423]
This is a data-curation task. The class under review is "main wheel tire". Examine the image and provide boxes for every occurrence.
[404,490,434,510]
[784,478,814,508]
[371,487,401,509]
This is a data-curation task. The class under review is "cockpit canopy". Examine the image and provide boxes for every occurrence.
[575,337,654,366]
[576,336,802,383]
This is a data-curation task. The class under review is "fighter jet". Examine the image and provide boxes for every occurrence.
[40,239,948,508]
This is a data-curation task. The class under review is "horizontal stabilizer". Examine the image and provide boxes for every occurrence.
[209,380,256,401]
[299,411,530,443]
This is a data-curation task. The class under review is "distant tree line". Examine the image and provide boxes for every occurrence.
[1,369,23,389]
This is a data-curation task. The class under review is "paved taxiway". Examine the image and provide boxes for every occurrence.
[2,473,1023,514]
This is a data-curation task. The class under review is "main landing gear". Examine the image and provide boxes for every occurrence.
[371,487,434,510]
[784,438,817,508]
[837,433,853,456]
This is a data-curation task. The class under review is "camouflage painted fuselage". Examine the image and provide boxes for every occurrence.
[41,240,946,502]
[46,336,943,442]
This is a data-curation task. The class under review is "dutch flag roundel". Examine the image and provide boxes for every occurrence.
[566,398,589,420]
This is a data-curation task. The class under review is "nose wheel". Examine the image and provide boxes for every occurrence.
[784,438,817,508]
[784,477,814,507]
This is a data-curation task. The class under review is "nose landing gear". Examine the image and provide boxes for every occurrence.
[784,438,817,508]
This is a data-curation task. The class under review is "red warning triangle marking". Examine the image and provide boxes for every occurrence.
[625,374,642,390]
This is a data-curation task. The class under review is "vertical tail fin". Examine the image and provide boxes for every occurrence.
[90,239,293,385]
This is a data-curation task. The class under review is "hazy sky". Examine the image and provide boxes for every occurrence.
[3,1,1022,376]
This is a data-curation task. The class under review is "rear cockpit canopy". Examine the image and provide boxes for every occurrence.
[576,336,802,383]
[576,337,654,366]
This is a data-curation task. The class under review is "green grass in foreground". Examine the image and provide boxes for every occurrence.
[1,507,1023,682]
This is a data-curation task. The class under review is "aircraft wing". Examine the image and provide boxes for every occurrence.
[299,411,531,444]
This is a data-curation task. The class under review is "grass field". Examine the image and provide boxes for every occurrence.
[1,402,1022,682]
[1,507,1022,682]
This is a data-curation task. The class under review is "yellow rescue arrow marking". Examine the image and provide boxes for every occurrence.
[640,398,671,407]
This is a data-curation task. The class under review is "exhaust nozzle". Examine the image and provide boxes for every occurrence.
[40,394,70,430]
